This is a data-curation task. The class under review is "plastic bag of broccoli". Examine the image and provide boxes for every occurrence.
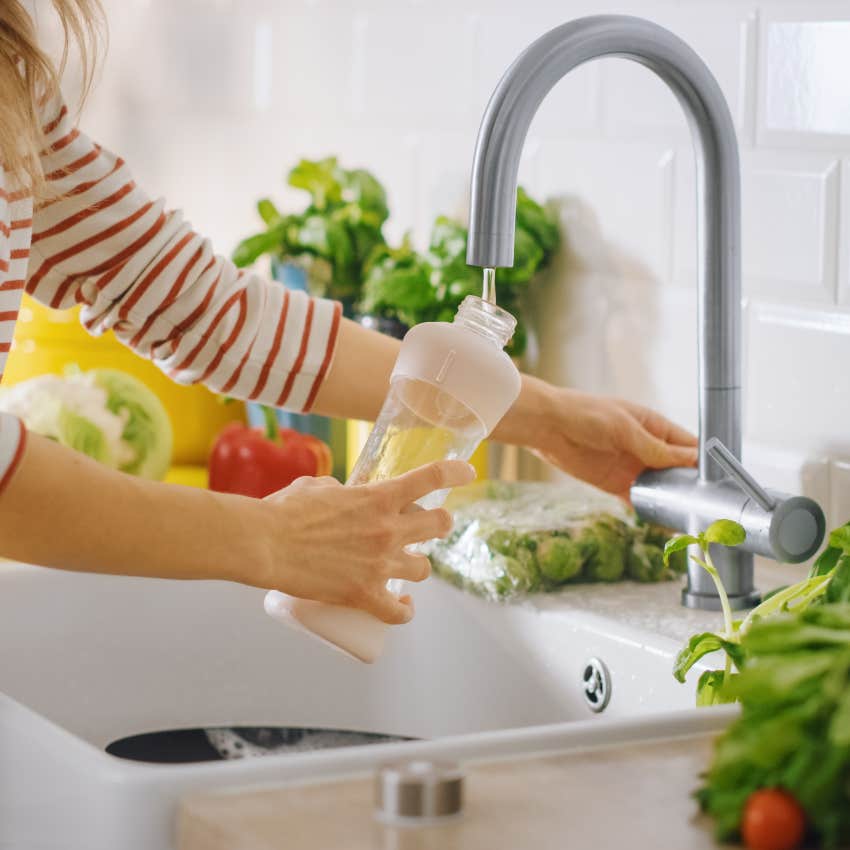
[419,479,687,601]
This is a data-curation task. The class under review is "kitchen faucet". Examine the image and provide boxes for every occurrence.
[465,15,826,610]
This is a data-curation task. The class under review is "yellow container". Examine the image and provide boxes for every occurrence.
[4,296,245,466]
[164,465,209,489]
[345,419,489,481]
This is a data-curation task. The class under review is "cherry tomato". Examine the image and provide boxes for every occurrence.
[741,789,806,850]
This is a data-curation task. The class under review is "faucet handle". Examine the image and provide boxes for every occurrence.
[704,436,826,564]
[706,437,775,511]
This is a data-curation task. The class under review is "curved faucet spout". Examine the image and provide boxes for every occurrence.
[466,15,825,610]
[466,14,741,478]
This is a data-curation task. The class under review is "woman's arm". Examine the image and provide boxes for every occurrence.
[29,99,695,502]
[312,320,697,501]
[29,101,340,412]
[0,429,474,624]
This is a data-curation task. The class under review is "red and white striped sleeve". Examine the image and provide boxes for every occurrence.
[0,412,26,496]
[27,101,342,412]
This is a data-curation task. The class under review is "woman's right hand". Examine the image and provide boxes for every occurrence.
[254,460,476,625]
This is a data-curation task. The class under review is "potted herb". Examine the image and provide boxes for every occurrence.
[232,157,390,479]
[355,187,560,358]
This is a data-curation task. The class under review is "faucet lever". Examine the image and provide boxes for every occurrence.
[706,437,775,511]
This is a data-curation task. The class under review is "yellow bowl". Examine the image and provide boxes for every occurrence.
[4,296,245,465]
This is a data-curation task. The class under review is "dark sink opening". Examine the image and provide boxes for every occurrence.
[105,726,416,765]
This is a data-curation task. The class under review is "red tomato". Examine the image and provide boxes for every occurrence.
[741,789,806,850]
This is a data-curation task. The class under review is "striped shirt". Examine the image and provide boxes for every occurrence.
[0,98,342,491]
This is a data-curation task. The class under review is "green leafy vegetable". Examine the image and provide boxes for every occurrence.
[0,369,172,479]
[232,157,389,303]
[256,198,280,226]
[352,187,559,354]
[828,524,850,556]
[515,187,559,259]
[93,368,173,480]
[695,670,734,706]
[56,405,113,466]
[358,238,437,328]
[698,603,850,847]
[703,519,747,546]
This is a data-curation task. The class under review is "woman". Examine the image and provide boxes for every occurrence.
[0,1,697,626]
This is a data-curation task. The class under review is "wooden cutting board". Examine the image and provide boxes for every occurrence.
[179,734,734,849]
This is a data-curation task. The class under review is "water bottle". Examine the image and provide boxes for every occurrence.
[264,295,521,662]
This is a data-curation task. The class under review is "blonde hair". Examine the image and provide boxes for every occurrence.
[0,0,103,197]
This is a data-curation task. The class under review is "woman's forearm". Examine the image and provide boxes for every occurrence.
[309,317,400,421]
[0,431,474,625]
[0,432,264,584]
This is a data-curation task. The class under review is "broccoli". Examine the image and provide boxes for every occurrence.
[485,529,536,557]
[631,522,688,577]
[484,530,542,597]
[626,541,668,582]
[579,517,628,582]
[536,534,583,584]
[493,547,542,598]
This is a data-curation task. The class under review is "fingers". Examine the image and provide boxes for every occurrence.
[390,551,432,583]
[626,419,698,469]
[622,401,698,448]
[384,460,476,508]
[366,590,415,625]
[399,506,453,544]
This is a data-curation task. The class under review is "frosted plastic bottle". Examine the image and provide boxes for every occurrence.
[264,296,522,662]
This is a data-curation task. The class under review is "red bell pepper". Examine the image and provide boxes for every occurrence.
[208,406,333,498]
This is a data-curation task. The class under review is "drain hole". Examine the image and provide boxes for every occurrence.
[106,726,416,764]
[582,658,612,714]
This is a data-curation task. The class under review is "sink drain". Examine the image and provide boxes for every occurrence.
[582,658,611,713]
[105,726,415,764]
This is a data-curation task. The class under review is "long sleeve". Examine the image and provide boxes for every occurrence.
[27,101,342,412]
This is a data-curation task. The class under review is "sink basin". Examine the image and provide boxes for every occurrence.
[0,561,709,850]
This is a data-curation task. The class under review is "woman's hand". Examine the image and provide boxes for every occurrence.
[493,376,698,501]
[255,460,476,625]
[0,435,472,623]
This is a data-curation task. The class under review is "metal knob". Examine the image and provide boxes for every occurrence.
[707,437,825,563]
[375,761,464,825]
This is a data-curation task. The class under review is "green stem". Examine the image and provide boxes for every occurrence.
[260,405,280,443]
[692,551,735,638]
[739,573,831,635]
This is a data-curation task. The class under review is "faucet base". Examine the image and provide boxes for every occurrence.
[681,587,761,612]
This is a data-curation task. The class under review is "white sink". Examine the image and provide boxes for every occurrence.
[0,561,711,850]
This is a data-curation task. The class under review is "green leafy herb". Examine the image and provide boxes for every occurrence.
[698,603,850,847]
[664,521,745,640]
[232,157,389,303]
[674,517,850,723]
[358,238,438,328]
[352,188,559,354]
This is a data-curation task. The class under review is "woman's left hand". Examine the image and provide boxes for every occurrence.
[493,376,698,501]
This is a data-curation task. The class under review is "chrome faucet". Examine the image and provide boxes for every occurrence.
[465,14,826,610]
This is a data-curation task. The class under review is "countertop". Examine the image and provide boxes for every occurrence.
[524,558,807,645]
[179,731,733,850]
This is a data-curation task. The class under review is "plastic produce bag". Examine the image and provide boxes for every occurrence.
[419,480,686,601]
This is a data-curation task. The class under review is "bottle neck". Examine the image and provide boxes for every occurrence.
[453,295,516,349]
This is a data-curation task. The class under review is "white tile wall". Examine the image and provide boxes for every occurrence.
[757,3,850,150]
[742,152,839,302]
[69,0,850,523]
